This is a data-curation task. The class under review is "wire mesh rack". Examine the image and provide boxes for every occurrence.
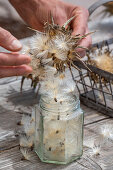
[74,38,113,117]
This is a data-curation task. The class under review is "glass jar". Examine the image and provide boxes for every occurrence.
[34,95,84,164]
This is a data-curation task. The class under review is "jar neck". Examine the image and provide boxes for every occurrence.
[39,95,80,115]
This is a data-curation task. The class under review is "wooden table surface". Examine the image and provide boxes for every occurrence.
[0,73,113,170]
[0,1,113,169]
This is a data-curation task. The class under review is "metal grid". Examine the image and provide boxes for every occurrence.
[74,38,113,117]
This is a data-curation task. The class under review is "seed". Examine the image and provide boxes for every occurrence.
[49,147,51,151]
[57,115,60,120]
[54,98,57,102]
[56,130,59,134]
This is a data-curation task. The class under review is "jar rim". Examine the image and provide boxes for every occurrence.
[39,95,80,114]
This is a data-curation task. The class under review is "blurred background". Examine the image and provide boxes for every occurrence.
[0,0,113,43]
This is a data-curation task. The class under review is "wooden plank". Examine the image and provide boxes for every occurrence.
[0,77,21,85]
[0,77,108,150]
[81,104,108,125]
[1,118,113,169]
[0,77,110,169]
[83,119,113,170]
[0,78,33,150]
[0,147,101,170]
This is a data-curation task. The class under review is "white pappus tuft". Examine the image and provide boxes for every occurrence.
[20,135,34,148]
[84,138,101,157]
[41,58,52,65]
[21,112,35,136]
[20,148,31,161]
[35,50,48,59]
[21,45,30,55]
[55,51,68,61]
[101,124,113,140]
[89,144,101,156]
[48,35,69,61]
[63,80,76,94]
[44,66,57,77]
[39,79,59,94]
[21,114,31,126]
[23,120,35,136]
[53,35,69,51]
[30,33,49,55]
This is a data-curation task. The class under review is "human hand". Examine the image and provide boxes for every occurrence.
[9,0,91,56]
[0,27,32,78]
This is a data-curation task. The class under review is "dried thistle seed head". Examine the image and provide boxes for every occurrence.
[30,33,49,54]
[86,45,113,89]
[87,46,113,74]
[95,54,113,73]
[21,16,90,90]
[103,2,113,15]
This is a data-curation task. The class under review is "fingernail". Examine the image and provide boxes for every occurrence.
[10,40,22,50]
[24,66,32,73]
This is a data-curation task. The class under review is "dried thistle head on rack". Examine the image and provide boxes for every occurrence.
[21,16,91,90]
[103,2,113,15]
[87,44,113,74]
[86,44,113,87]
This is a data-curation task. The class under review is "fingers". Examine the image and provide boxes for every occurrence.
[54,8,67,26]
[68,6,91,57]
[77,27,92,50]
[0,27,22,52]
[76,27,92,57]
[0,65,32,78]
[0,27,32,78]
[0,53,31,66]
[55,15,67,27]
[71,7,89,36]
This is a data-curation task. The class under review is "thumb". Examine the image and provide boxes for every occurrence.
[0,27,22,51]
